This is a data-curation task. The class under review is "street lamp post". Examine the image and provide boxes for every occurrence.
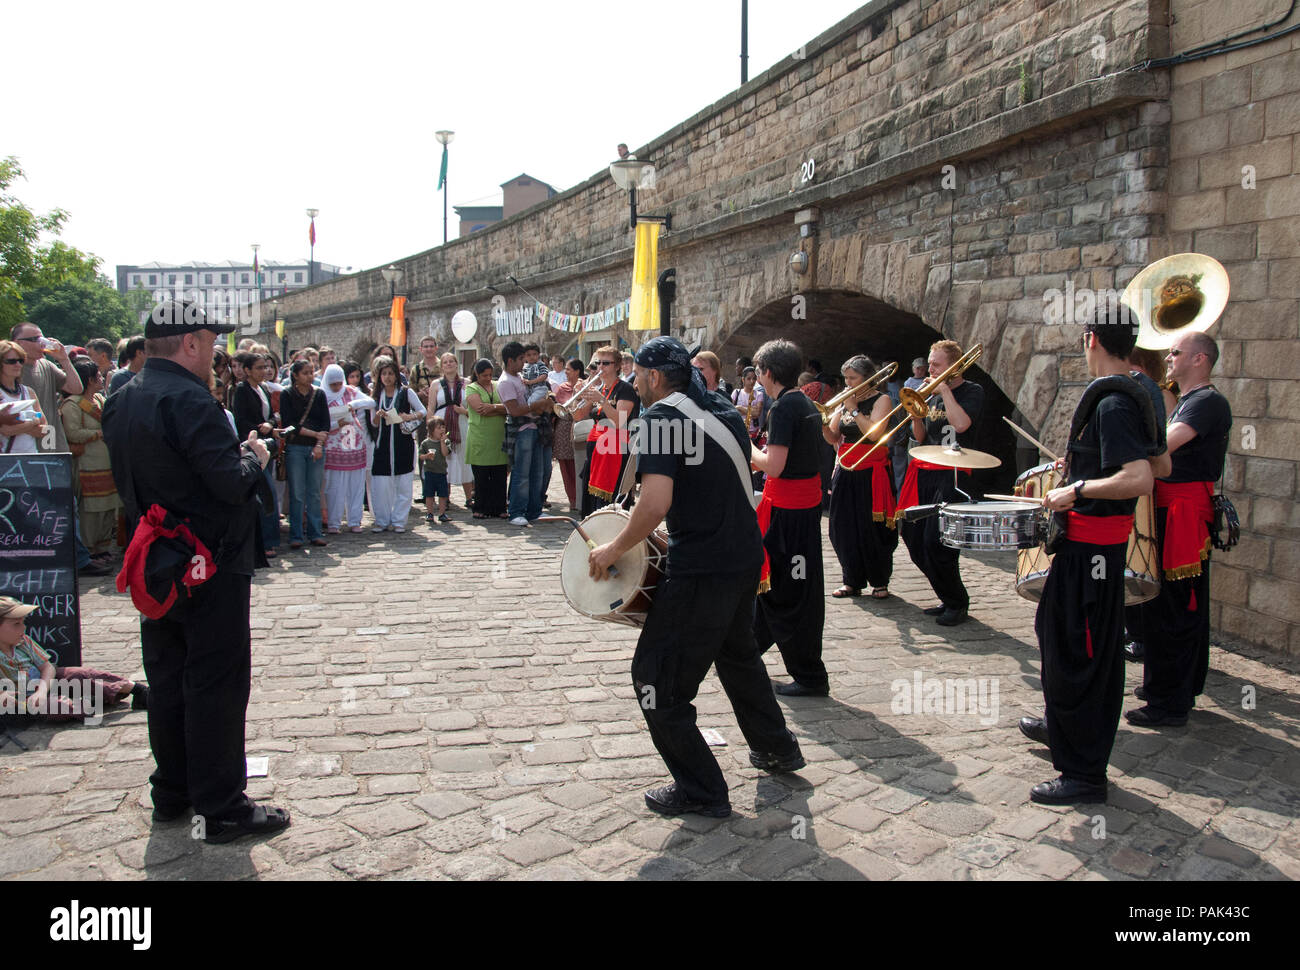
[610,158,674,334]
[435,130,455,245]
[381,264,406,365]
[306,208,319,285]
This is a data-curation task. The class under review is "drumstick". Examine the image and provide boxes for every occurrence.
[983,493,1045,503]
[535,516,619,576]
[1002,416,1060,462]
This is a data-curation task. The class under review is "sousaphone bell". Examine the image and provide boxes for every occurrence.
[1121,253,1229,350]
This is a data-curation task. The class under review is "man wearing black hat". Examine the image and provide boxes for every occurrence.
[102,301,290,844]
[588,336,804,818]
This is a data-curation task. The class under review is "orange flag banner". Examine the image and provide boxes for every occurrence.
[389,296,407,349]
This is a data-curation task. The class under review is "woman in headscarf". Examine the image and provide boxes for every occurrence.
[430,352,475,511]
[369,355,425,532]
[465,358,508,518]
[321,363,375,533]
[823,355,898,599]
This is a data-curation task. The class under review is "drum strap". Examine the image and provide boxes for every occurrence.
[659,393,758,510]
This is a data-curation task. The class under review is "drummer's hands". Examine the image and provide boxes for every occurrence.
[1044,484,1076,512]
[588,542,620,582]
[1053,457,1067,474]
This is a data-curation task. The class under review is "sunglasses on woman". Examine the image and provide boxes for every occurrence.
[2,357,22,365]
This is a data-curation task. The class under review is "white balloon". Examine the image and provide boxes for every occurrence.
[451,310,477,343]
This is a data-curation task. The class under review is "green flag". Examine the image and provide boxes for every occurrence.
[437,145,448,190]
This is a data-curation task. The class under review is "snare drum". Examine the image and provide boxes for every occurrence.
[1012,462,1160,605]
[559,507,668,627]
[939,502,1046,551]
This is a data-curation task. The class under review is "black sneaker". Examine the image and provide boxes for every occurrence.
[749,746,807,773]
[922,604,946,616]
[643,784,731,818]
[1124,640,1145,661]
[1030,775,1107,805]
[935,607,969,627]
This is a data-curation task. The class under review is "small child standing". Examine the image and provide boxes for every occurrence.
[420,416,451,524]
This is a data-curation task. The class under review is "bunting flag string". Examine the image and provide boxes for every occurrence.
[499,297,632,336]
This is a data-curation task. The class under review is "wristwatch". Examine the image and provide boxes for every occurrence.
[1074,480,1086,501]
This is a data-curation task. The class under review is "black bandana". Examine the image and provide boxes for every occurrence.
[635,336,708,404]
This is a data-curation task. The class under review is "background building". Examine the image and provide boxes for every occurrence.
[454,174,557,236]
[114,259,345,328]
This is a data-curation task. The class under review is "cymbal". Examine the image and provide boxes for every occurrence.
[910,445,1002,470]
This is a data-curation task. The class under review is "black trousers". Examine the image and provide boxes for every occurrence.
[829,464,898,590]
[1035,540,1128,786]
[471,463,507,516]
[1141,507,1212,716]
[634,568,795,805]
[754,505,827,690]
[902,468,970,610]
[140,569,253,822]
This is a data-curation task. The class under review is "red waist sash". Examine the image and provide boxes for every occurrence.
[586,423,627,501]
[757,475,822,593]
[1155,480,1213,580]
[1064,513,1133,545]
[837,442,897,527]
[894,459,962,526]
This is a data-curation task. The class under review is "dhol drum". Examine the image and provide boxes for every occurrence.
[559,507,668,627]
[1012,462,1160,605]
[939,502,1046,550]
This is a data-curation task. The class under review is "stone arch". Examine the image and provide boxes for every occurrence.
[717,288,1023,493]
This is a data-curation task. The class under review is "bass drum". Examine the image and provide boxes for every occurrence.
[559,507,668,627]
[1012,462,1160,606]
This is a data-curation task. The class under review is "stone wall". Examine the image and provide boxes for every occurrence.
[264,0,1300,655]
[1166,0,1300,652]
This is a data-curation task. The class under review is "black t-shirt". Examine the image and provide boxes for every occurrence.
[916,380,984,449]
[635,398,762,576]
[1166,385,1231,483]
[841,393,882,446]
[1069,390,1149,517]
[1129,370,1167,427]
[765,388,822,478]
[594,379,639,426]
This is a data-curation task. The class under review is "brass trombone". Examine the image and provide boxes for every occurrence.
[815,361,898,425]
[838,344,983,471]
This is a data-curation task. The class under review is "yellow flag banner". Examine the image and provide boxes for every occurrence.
[275,314,285,340]
[628,220,660,331]
[389,296,407,349]
[226,329,236,354]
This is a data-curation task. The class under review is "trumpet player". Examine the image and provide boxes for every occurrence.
[568,345,640,517]
[899,340,985,626]
[824,356,898,599]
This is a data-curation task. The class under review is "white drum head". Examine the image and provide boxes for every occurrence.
[560,509,651,618]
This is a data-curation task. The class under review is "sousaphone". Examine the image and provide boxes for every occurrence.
[1122,253,1229,350]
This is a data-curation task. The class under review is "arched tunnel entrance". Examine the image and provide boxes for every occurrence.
[719,289,1023,494]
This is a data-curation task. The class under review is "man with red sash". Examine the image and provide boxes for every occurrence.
[1129,331,1231,728]
[750,340,828,697]
[898,340,984,626]
[1019,305,1162,804]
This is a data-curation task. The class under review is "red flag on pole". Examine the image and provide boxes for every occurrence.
[309,219,316,247]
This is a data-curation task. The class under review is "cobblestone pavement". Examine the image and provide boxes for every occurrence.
[2,482,1297,882]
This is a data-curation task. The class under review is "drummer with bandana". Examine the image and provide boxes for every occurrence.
[1018,303,1167,804]
[588,337,804,819]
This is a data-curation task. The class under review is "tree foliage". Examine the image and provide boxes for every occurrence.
[25,277,138,347]
[0,156,119,335]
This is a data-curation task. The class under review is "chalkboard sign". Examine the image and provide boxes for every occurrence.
[0,454,81,666]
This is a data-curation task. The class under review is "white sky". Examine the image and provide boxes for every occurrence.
[7,0,867,278]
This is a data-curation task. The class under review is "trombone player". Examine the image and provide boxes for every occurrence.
[824,356,898,599]
[898,340,985,626]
